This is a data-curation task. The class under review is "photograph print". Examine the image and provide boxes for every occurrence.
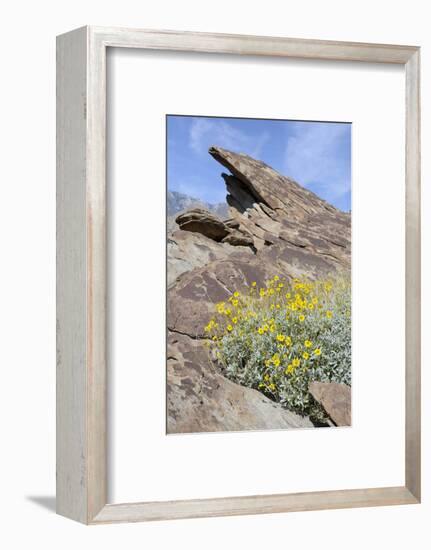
[166,115,351,434]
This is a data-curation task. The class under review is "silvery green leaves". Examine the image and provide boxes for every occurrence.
[207,276,351,422]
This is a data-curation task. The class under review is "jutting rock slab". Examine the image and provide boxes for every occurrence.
[167,146,351,433]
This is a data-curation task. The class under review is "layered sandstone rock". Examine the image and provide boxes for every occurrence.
[166,146,351,433]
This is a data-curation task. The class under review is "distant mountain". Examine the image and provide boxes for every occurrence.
[167,190,229,230]
[167,146,351,434]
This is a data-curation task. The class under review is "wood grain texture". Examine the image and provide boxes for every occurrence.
[86,25,108,524]
[92,487,417,524]
[94,26,417,64]
[405,50,421,501]
[56,26,88,523]
[56,26,421,524]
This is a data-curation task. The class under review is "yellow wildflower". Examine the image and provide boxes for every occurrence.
[302,352,309,360]
[285,364,294,375]
[276,334,285,342]
[272,354,281,367]
[233,291,240,298]
[232,299,239,307]
[216,302,225,314]
[304,340,312,348]
[313,348,322,356]
[232,317,238,324]
[299,314,305,322]
[326,310,333,319]
[251,281,257,287]
[257,327,264,335]
[285,336,292,346]
[227,325,233,332]
[292,358,300,367]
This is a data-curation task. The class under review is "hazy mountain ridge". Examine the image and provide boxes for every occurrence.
[167,146,351,434]
[167,190,229,225]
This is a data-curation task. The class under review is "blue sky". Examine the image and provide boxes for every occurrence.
[167,115,351,212]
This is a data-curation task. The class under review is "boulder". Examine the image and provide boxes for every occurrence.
[167,332,313,433]
[309,382,351,426]
[221,229,254,247]
[175,208,230,241]
[166,146,352,433]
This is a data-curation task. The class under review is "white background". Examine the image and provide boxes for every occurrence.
[110,49,405,503]
[1,1,430,548]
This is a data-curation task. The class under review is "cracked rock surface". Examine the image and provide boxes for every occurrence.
[167,146,350,433]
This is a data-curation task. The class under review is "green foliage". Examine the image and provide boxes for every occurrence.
[205,275,351,422]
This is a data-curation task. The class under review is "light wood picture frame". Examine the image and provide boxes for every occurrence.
[56,26,421,524]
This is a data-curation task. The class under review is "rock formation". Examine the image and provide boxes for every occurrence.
[309,382,351,427]
[167,146,351,433]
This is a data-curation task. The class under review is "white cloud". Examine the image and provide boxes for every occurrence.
[284,123,351,206]
[189,118,269,159]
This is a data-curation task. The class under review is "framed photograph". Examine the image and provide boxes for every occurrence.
[56,26,420,524]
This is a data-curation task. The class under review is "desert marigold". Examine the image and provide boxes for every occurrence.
[326,310,333,319]
[302,352,309,360]
[276,334,285,342]
[304,340,312,348]
[299,314,305,322]
[251,281,257,287]
[227,325,233,332]
[292,357,301,367]
[313,348,322,356]
[233,291,240,298]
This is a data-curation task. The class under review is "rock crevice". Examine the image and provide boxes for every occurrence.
[167,146,351,433]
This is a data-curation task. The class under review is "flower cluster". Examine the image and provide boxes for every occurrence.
[205,275,351,421]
